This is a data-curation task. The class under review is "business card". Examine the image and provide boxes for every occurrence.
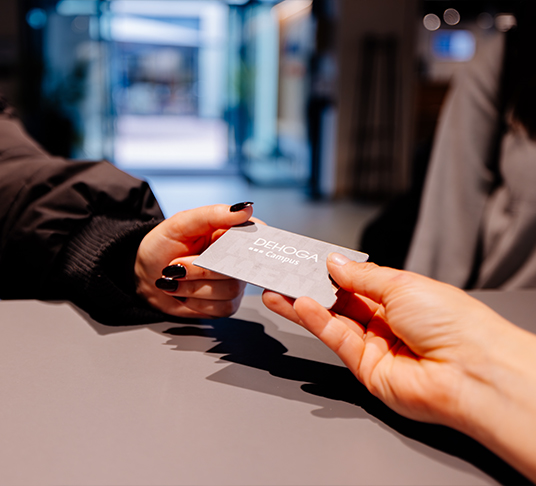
[194,223,368,308]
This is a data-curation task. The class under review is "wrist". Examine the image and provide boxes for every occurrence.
[452,319,536,481]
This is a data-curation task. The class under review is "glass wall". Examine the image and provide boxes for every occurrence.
[102,1,230,172]
[26,0,315,185]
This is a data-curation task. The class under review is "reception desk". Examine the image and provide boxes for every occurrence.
[1,291,534,485]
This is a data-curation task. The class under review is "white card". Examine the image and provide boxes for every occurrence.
[194,223,368,308]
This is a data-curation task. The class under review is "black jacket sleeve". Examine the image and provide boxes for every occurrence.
[0,104,168,324]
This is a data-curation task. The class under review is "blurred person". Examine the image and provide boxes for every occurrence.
[0,98,253,324]
[405,2,536,289]
[263,254,536,482]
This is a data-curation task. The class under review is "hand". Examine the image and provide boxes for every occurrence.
[264,255,536,481]
[262,254,522,428]
[135,203,254,318]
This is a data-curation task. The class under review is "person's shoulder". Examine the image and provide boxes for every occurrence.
[451,31,504,102]
[472,31,505,77]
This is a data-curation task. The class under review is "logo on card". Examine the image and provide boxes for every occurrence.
[249,238,319,265]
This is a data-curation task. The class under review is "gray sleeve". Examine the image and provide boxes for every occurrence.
[404,33,505,287]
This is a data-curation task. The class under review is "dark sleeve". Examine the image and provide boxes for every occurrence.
[0,105,168,324]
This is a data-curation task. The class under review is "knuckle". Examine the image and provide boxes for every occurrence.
[389,270,421,290]
[184,281,202,296]
[218,299,240,317]
[226,279,244,297]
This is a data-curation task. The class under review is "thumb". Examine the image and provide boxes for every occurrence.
[161,203,254,241]
[327,253,411,306]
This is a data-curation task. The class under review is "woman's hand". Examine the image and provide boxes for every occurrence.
[265,254,536,481]
[262,254,530,429]
[135,202,254,318]
[264,254,536,480]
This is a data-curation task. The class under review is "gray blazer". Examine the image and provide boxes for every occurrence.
[406,33,536,289]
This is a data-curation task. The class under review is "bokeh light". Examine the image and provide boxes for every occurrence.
[423,13,441,31]
[476,12,494,30]
[26,8,47,29]
[443,8,460,26]
[71,15,89,33]
[495,14,517,32]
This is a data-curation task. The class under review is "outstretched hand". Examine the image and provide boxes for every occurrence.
[265,254,536,481]
[135,203,254,318]
[263,253,520,428]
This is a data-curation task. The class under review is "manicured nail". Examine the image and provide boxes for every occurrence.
[233,221,255,227]
[162,264,187,279]
[155,277,178,292]
[329,252,351,266]
[230,201,254,212]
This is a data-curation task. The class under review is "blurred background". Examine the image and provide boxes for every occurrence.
[0,0,522,255]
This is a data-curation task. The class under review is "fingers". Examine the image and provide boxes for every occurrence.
[293,296,365,376]
[156,253,246,300]
[262,290,367,339]
[157,276,247,301]
[331,288,380,327]
[327,253,418,306]
[178,293,244,318]
[135,202,256,319]
[162,255,234,281]
[146,291,245,319]
[162,203,254,243]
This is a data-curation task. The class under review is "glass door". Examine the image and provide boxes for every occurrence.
[31,0,314,185]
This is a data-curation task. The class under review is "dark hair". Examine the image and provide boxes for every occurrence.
[502,1,536,139]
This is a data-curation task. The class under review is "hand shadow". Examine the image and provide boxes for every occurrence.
[163,315,530,486]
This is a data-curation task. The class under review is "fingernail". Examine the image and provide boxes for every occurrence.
[233,221,255,227]
[155,277,178,292]
[230,201,254,212]
[329,252,351,266]
[162,264,187,279]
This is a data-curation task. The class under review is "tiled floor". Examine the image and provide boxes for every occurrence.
[145,175,381,294]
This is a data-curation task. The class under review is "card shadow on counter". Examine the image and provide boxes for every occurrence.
[161,312,530,486]
[70,302,529,486]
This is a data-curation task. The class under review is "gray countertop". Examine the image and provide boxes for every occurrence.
[1,291,533,485]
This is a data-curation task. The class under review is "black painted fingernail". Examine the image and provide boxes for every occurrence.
[162,264,187,279]
[230,201,254,212]
[233,221,255,227]
[174,296,187,302]
[155,277,178,292]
